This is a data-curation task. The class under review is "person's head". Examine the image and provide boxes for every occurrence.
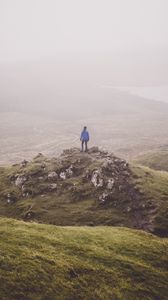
[83,126,87,131]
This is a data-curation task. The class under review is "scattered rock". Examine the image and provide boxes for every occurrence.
[9,173,20,182]
[85,169,91,179]
[88,146,99,153]
[60,172,66,180]
[15,175,27,188]
[49,183,57,191]
[22,185,32,197]
[48,171,58,180]
[66,165,73,177]
[21,160,28,167]
[99,193,109,203]
[7,193,17,203]
[107,178,115,190]
[82,169,92,182]
[91,170,104,187]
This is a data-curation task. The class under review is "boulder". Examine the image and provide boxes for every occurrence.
[91,170,104,187]
[48,171,58,180]
[82,169,91,182]
[88,146,99,153]
[15,175,27,188]
[66,165,73,177]
[107,178,115,190]
[21,160,28,167]
[99,193,109,203]
[102,159,114,172]
[49,183,57,191]
[60,172,66,180]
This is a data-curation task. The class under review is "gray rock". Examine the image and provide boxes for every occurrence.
[21,160,28,167]
[99,192,108,203]
[49,183,57,191]
[22,185,32,197]
[85,169,91,178]
[60,172,66,180]
[7,193,17,203]
[48,171,58,180]
[66,165,73,177]
[91,170,104,187]
[88,146,99,153]
[107,178,115,190]
[15,175,27,187]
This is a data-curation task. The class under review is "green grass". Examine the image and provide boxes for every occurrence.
[0,151,168,237]
[0,217,168,300]
[131,165,168,236]
[0,161,133,229]
[133,150,168,171]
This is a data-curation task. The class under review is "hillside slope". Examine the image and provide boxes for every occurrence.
[133,149,168,172]
[0,217,168,300]
[0,148,168,236]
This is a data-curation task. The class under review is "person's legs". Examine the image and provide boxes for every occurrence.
[85,141,88,152]
[81,140,84,152]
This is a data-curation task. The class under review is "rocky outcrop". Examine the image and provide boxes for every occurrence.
[6,147,137,204]
[2,147,150,232]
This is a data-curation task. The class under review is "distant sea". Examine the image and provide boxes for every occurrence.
[119,85,168,103]
[102,85,168,104]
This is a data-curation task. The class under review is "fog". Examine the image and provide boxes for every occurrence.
[1,0,168,61]
[1,0,168,115]
[0,0,168,163]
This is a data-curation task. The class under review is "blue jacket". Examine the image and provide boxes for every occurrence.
[80,130,89,141]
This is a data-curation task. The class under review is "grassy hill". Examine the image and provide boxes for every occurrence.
[133,150,168,172]
[0,217,168,300]
[130,164,168,236]
[0,148,168,236]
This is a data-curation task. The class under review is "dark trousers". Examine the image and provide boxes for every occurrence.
[81,140,88,152]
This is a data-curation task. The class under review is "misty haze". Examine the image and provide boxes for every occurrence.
[0,0,168,164]
[0,1,168,299]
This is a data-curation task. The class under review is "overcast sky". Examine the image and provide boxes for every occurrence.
[0,0,168,62]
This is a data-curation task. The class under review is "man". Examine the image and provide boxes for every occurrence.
[80,126,89,152]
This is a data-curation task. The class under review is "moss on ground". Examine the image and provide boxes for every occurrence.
[133,150,168,172]
[131,165,168,236]
[0,149,168,236]
[0,217,168,300]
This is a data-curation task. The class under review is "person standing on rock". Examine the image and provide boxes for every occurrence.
[80,126,89,152]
